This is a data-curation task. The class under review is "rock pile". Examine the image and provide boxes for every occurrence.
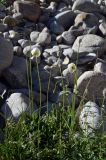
[0,0,106,136]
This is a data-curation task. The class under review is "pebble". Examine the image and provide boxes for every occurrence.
[62,30,76,45]
[36,28,51,46]
[94,61,106,74]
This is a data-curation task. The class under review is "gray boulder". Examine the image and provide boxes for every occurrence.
[0,36,13,72]
[1,93,37,119]
[14,1,41,22]
[55,10,75,29]
[72,0,101,13]
[72,34,106,57]
[8,89,46,105]
[77,71,106,102]
[3,56,28,88]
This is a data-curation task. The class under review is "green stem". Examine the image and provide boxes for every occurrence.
[46,70,52,114]
[71,72,77,131]
[36,58,41,151]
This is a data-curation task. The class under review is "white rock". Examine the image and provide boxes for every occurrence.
[1,93,37,119]
[79,101,106,135]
